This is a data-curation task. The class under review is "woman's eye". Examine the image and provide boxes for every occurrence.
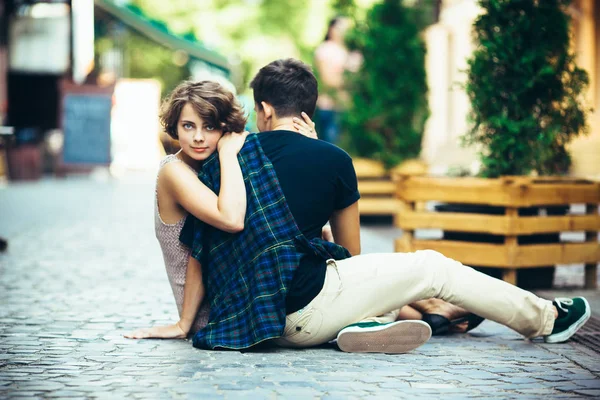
[205,125,215,131]
[183,123,193,129]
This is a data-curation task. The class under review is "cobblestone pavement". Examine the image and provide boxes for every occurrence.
[1,175,599,399]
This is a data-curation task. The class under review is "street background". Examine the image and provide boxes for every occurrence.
[1,0,600,397]
[1,174,599,399]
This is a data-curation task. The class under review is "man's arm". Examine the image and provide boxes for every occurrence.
[329,201,361,256]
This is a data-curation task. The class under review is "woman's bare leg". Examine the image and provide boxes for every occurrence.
[408,299,470,332]
[395,305,423,320]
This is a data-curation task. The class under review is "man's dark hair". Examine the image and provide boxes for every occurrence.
[250,58,318,119]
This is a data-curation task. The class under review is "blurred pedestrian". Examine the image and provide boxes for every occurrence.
[314,16,362,144]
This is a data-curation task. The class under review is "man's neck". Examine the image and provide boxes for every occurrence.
[267,117,296,132]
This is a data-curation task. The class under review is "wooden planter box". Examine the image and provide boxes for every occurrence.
[354,158,426,216]
[354,158,398,216]
[394,175,600,288]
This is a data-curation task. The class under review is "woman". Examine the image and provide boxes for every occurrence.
[314,16,362,144]
[125,81,317,340]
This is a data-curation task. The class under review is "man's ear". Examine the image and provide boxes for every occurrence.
[261,101,273,120]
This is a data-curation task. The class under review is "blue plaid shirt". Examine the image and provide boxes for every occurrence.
[180,134,351,349]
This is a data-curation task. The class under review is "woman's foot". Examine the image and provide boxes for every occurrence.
[412,299,481,335]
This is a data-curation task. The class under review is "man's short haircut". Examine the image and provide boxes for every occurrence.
[250,58,318,119]
[159,80,247,140]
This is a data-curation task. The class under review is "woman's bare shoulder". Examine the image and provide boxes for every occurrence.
[158,160,197,187]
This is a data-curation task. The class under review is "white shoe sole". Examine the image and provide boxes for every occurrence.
[337,320,432,354]
[544,297,591,343]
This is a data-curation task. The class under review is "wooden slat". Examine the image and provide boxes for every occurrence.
[396,212,600,235]
[512,215,600,234]
[396,176,600,206]
[353,158,387,178]
[394,239,600,267]
[503,269,517,285]
[499,176,594,183]
[358,180,395,195]
[512,242,599,267]
[508,184,600,206]
[585,204,598,289]
[358,198,400,215]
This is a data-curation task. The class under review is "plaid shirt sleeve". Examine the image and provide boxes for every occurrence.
[178,134,351,349]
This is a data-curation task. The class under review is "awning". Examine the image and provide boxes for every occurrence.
[94,0,230,75]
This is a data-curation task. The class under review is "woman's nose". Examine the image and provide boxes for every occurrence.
[193,129,205,142]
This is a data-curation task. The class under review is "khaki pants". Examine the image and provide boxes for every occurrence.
[274,250,555,348]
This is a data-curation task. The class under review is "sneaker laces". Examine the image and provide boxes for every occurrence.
[554,298,572,315]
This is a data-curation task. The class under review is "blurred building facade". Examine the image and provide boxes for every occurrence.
[421,0,600,178]
[568,0,599,179]
[0,0,233,180]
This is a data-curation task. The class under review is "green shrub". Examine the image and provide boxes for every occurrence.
[342,0,429,169]
[464,0,590,177]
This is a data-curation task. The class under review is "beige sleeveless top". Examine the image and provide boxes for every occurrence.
[155,154,210,335]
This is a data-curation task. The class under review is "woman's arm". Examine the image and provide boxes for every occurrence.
[177,256,205,335]
[215,132,248,231]
[160,131,248,233]
[124,257,205,340]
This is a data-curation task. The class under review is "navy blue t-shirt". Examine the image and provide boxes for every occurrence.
[180,129,359,313]
[257,130,359,313]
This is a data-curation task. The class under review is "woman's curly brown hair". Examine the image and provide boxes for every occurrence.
[159,80,247,140]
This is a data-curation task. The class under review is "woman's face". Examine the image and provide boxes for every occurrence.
[177,102,223,164]
[330,17,350,41]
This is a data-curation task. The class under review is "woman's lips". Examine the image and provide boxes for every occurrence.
[191,147,209,153]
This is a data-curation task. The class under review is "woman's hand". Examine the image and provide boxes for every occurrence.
[124,322,187,339]
[293,112,318,139]
[218,130,249,156]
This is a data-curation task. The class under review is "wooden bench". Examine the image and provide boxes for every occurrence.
[354,158,426,216]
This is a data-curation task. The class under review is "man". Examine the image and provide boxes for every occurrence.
[180,58,590,353]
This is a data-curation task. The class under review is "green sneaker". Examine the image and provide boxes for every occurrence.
[544,297,591,343]
[336,320,431,354]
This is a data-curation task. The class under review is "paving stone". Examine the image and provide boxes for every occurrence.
[573,389,600,396]
[2,177,600,398]
[571,379,600,389]
[498,377,542,385]
[4,391,45,398]
[16,381,65,391]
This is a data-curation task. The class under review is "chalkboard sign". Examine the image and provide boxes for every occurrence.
[62,93,112,165]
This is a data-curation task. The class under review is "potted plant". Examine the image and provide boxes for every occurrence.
[395,0,599,289]
[342,0,430,216]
